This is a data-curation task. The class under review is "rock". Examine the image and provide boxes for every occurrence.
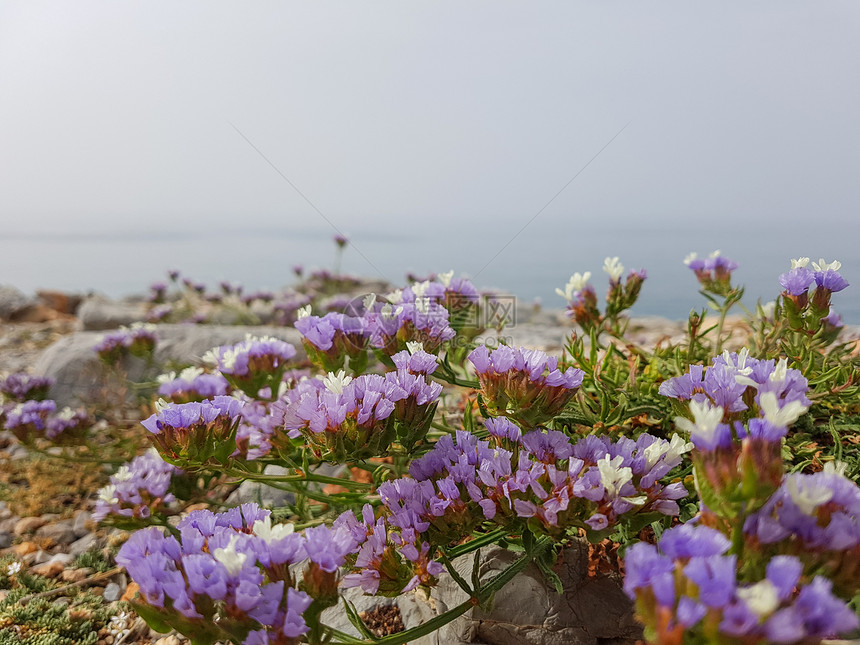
[36,520,78,545]
[432,541,640,645]
[0,530,12,549]
[34,323,305,408]
[154,635,183,645]
[0,285,34,320]
[14,516,47,535]
[0,517,19,533]
[0,501,11,520]
[72,511,92,538]
[36,290,84,315]
[68,532,98,557]
[121,581,140,602]
[31,560,65,578]
[76,296,150,331]
[226,465,295,508]
[12,541,39,556]
[61,567,93,583]
[103,582,122,602]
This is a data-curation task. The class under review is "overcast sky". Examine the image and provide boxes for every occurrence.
[1,2,859,297]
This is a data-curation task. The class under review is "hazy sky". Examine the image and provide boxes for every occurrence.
[1,2,859,299]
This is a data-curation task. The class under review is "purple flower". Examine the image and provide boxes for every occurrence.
[779,267,815,296]
[0,373,53,402]
[468,345,584,426]
[93,448,180,522]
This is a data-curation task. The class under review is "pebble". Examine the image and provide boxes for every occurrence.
[68,532,98,557]
[103,582,121,602]
[36,520,78,545]
[13,516,47,535]
[31,560,65,578]
[61,567,93,583]
[0,530,12,549]
[13,541,38,556]
[72,510,92,538]
[154,636,183,645]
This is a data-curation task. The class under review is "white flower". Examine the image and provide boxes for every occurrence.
[323,370,353,394]
[414,297,431,315]
[201,348,221,367]
[683,252,699,266]
[57,406,77,421]
[823,460,848,477]
[790,257,810,269]
[362,294,377,312]
[297,305,312,319]
[108,611,131,638]
[213,535,247,576]
[643,434,693,469]
[411,281,431,298]
[674,400,724,443]
[98,484,119,505]
[759,301,776,319]
[380,304,403,320]
[737,580,779,617]
[786,475,833,515]
[252,516,295,544]
[130,322,156,332]
[156,370,177,385]
[602,257,624,281]
[112,465,133,482]
[437,270,455,287]
[178,366,204,382]
[597,455,633,498]
[811,258,841,272]
[768,358,788,385]
[219,347,241,371]
[406,341,425,355]
[759,392,808,428]
[555,272,592,301]
[709,249,722,259]
[6,561,22,576]
[385,289,403,304]
[154,398,172,412]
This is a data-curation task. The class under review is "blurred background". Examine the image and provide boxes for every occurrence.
[1,1,858,320]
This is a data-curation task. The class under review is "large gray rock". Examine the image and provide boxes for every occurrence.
[76,296,150,331]
[0,285,34,320]
[432,541,640,645]
[33,324,305,408]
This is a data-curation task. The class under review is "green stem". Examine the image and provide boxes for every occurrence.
[326,536,553,645]
[223,467,371,490]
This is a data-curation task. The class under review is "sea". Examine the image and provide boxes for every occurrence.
[2,222,858,323]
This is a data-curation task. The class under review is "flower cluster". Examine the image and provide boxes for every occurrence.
[744,465,860,595]
[204,335,297,398]
[661,349,812,511]
[0,399,90,442]
[94,323,158,363]
[556,271,600,329]
[279,351,442,461]
[142,396,245,466]
[117,504,346,644]
[624,524,859,644]
[778,257,850,332]
[157,367,230,403]
[659,348,810,424]
[336,504,445,596]
[365,295,456,356]
[0,399,56,440]
[0,373,53,402]
[684,250,738,295]
[397,427,690,542]
[295,308,369,373]
[468,345,584,426]
[93,448,180,522]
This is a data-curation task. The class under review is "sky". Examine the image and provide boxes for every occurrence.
[1,2,859,314]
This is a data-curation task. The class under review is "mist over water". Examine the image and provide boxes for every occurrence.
[3,221,857,322]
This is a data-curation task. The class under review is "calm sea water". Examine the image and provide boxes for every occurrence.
[2,223,858,323]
